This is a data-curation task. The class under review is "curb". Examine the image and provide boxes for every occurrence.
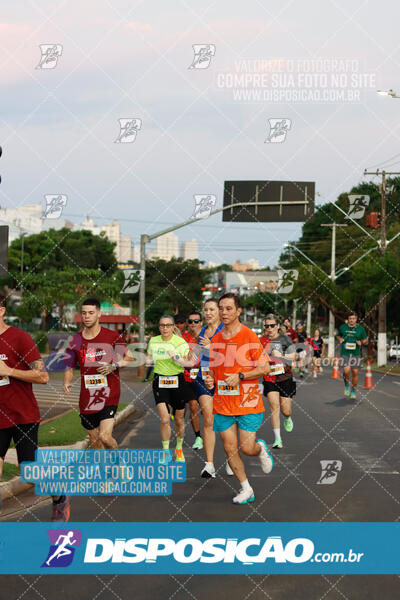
[370,368,400,378]
[0,403,136,502]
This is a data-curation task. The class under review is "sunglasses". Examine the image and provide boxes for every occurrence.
[264,324,277,328]
[188,319,201,324]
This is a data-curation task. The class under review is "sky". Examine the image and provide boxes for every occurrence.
[1,0,400,267]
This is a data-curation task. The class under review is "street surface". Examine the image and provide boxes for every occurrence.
[1,368,399,598]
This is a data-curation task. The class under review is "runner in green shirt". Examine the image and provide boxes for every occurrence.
[146,315,193,463]
[336,312,368,400]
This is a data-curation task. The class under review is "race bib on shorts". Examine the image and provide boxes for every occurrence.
[84,374,108,389]
[217,380,240,395]
[345,342,356,350]
[159,376,179,388]
[0,375,10,386]
[270,363,285,376]
[190,369,199,379]
[201,368,210,379]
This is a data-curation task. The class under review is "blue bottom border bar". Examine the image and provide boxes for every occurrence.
[0,522,398,574]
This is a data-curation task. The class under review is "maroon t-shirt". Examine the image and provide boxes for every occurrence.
[65,328,127,414]
[0,326,41,428]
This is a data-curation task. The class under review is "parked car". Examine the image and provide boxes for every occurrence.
[388,345,400,360]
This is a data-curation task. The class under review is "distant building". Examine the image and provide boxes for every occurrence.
[180,238,198,260]
[155,232,179,260]
[225,271,278,296]
[73,218,133,262]
[232,259,263,271]
[0,204,70,242]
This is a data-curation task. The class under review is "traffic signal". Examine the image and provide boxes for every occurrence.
[365,212,380,228]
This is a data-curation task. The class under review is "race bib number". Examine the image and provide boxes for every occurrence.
[0,375,10,386]
[159,376,179,388]
[84,374,108,389]
[217,380,240,395]
[201,368,210,379]
[345,342,356,350]
[190,369,199,379]
[270,363,285,376]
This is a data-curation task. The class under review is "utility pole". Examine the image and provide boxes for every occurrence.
[306,300,312,336]
[321,223,348,358]
[363,169,400,366]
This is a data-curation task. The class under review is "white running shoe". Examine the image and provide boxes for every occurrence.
[257,439,274,474]
[225,462,234,476]
[201,462,216,478]
[232,487,255,504]
[313,371,317,378]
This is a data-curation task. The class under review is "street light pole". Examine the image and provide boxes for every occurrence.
[321,223,348,358]
[137,199,311,358]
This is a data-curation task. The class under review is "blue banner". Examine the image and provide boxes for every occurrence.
[0,523,398,574]
[20,449,186,496]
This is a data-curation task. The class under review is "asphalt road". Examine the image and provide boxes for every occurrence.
[1,368,400,599]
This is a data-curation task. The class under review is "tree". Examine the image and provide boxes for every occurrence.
[2,228,121,328]
[142,258,211,324]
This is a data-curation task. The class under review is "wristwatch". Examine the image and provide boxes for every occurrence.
[113,362,120,370]
[238,372,245,381]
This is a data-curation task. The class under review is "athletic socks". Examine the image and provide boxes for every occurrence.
[240,478,252,492]
[176,437,184,450]
[273,428,281,441]
[162,440,170,450]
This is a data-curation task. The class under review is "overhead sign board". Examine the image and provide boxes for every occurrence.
[222,180,315,222]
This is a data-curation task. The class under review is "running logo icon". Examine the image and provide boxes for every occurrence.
[36,44,63,69]
[265,119,292,143]
[317,460,343,485]
[121,269,144,294]
[42,529,82,567]
[43,194,67,219]
[346,195,370,220]
[277,269,298,294]
[192,195,217,219]
[188,44,216,69]
[115,118,142,143]
[239,384,260,409]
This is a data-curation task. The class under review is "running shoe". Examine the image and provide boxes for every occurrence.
[232,487,255,504]
[350,388,357,400]
[256,439,274,474]
[313,371,317,378]
[272,438,283,449]
[201,462,216,478]
[299,371,304,378]
[225,462,234,476]
[192,436,203,450]
[175,448,185,462]
[159,449,172,464]
[344,383,350,397]
[51,496,70,522]
[284,416,293,432]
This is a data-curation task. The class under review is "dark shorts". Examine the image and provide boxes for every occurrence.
[313,351,321,359]
[80,405,118,430]
[263,378,296,399]
[152,373,194,411]
[194,378,214,399]
[0,422,39,463]
[341,355,362,369]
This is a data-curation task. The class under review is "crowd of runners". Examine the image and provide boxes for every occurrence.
[0,292,369,519]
